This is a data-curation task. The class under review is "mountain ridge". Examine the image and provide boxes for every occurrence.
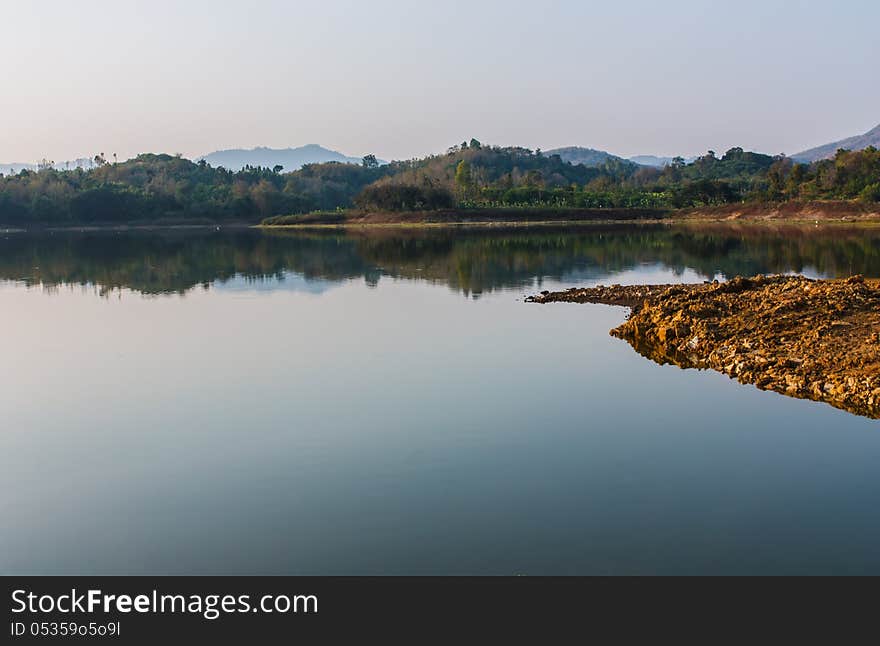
[546,147,701,168]
[197,144,376,171]
[0,163,36,175]
[545,146,632,168]
[628,155,699,168]
[792,123,880,163]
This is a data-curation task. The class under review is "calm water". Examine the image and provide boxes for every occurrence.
[3,224,880,575]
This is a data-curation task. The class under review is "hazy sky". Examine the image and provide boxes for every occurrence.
[2,0,878,163]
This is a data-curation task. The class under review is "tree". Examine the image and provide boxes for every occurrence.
[469,138,482,150]
[273,164,284,174]
[454,160,472,196]
[525,169,544,187]
[766,157,793,199]
[362,154,378,169]
[785,163,806,198]
[723,147,744,160]
[859,183,880,203]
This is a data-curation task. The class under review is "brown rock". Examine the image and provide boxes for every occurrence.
[529,274,880,419]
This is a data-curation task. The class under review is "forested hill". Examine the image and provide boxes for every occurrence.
[0,153,389,224]
[1,142,878,225]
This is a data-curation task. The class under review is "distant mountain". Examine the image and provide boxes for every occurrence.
[2,147,369,175]
[792,123,880,163]
[545,147,631,168]
[628,155,702,168]
[0,163,34,175]
[1,158,105,175]
[197,144,376,172]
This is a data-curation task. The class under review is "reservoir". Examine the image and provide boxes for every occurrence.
[3,224,879,574]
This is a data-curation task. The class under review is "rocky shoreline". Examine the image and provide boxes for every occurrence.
[526,283,684,309]
[528,275,880,419]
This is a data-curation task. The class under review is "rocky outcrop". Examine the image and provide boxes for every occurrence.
[529,275,880,419]
[525,283,683,309]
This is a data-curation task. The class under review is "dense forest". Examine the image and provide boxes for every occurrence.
[0,142,877,225]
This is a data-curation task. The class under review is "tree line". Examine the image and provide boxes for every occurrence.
[1,143,877,224]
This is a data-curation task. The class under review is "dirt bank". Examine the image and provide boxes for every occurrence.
[261,201,878,227]
[682,200,880,222]
[262,208,669,226]
[528,275,880,419]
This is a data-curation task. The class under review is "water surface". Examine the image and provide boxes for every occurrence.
[3,224,879,574]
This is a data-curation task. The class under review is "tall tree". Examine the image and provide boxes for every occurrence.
[454,160,473,197]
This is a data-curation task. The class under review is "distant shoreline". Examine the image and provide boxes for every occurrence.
[0,221,255,233]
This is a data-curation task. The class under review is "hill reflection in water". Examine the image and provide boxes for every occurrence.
[2,223,880,297]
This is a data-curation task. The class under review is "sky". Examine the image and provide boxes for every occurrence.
[1,0,878,163]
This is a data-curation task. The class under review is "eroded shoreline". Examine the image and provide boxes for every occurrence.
[528,275,880,419]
